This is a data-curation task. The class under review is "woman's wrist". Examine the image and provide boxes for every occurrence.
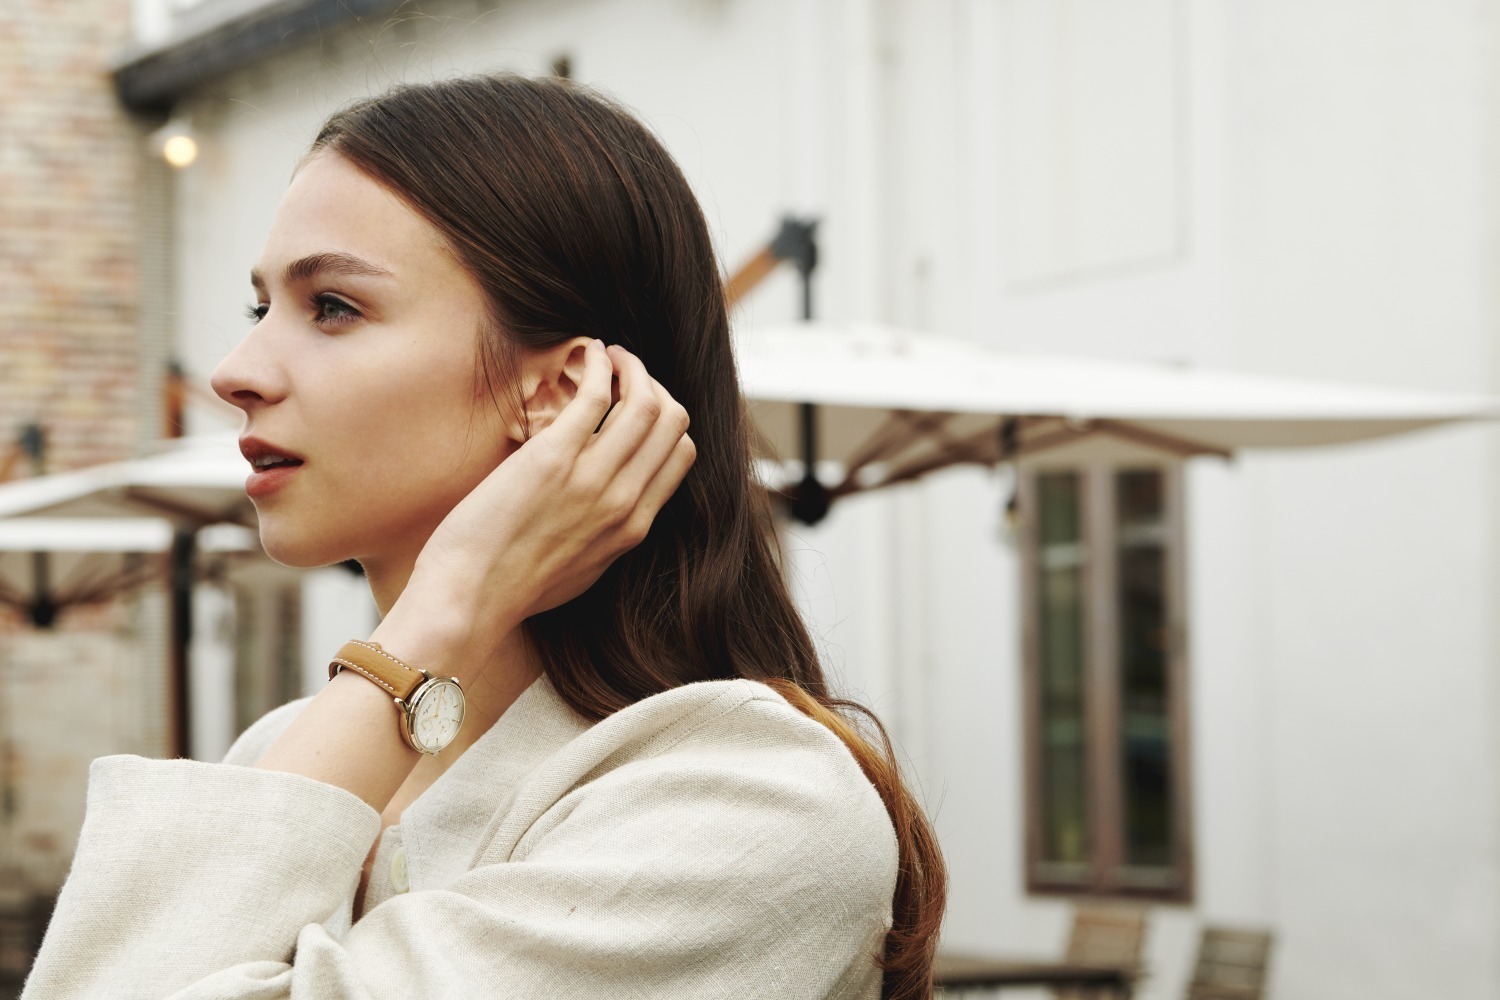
[375,576,521,680]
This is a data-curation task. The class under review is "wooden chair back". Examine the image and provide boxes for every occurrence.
[1064,906,1149,966]
[1056,906,1148,1000]
[1185,927,1273,1000]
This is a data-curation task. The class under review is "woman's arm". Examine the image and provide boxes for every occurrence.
[251,340,693,814]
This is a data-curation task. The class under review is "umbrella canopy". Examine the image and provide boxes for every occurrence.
[0,434,251,526]
[0,519,171,626]
[737,322,1500,512]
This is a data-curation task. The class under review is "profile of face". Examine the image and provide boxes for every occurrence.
[210,152,585,574]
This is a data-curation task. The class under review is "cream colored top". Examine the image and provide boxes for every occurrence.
[22,675,897,999]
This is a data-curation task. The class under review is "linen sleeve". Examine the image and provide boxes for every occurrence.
[20,755,382,1000]
[21,698,897,1000]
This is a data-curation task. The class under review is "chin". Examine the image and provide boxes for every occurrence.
[255,520,354,570]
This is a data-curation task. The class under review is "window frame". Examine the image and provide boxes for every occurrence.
[1019,461,1195,903]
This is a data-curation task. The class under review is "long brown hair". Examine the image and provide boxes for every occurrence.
[312,74,945,997]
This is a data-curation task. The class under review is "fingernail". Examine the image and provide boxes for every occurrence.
[593,339,606,351]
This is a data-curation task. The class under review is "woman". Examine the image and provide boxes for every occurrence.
[23,75,944,999]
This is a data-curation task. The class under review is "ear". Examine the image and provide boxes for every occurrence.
[510,336,596,439]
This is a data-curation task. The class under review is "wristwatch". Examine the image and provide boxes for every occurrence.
[328,639,466,755]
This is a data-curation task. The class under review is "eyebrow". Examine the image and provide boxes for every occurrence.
[250,251,393,291]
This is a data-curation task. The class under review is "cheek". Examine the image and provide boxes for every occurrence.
[352,380,513,514]
[262,329,511,563]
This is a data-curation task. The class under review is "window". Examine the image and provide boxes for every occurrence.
[1020,464,1192,900]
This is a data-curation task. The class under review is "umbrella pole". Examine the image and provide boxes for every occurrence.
[786,222,835,526]
[27,552,55,629]
[168,529,196,759]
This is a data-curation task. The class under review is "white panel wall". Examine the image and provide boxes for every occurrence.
[997,0,1184,285]
[1222,1,1499,994]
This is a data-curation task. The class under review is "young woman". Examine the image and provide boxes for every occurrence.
[23,75,944,999]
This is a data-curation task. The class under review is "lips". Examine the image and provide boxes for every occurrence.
[240,436,304,467]
[240,436,305,499]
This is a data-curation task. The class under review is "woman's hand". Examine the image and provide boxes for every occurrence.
[254,341,690,810]
[395,340,695,654]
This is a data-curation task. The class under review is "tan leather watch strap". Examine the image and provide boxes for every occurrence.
[328,640,425,701]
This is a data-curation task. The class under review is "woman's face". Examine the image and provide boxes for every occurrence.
[211,151,514,572]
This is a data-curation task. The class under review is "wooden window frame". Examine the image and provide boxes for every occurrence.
[1019,462,1194,903]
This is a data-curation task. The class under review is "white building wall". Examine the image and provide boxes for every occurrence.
[1221,2,1500,993]
[159,0,1500,996]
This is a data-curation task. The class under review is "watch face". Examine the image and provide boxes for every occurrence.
[410,678,465,753]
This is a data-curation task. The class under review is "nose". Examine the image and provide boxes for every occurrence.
[210,324,288,413]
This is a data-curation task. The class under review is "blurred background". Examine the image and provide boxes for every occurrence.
[4,0,1500,997]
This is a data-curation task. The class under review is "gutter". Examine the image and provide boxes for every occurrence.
[112,0,406,112]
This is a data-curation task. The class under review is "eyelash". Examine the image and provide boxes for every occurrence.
[244,293,362,328]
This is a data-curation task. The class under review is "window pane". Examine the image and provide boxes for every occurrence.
[1116,469,1172,869]
[1037,472,1089,865]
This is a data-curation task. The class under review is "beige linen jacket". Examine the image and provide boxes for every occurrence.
[21,675,897,999]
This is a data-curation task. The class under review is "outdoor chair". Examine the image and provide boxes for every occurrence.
[1055,905,1149,1000]
[1183,926,1273,1000]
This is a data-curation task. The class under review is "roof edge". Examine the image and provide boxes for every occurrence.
[112,0,402,113]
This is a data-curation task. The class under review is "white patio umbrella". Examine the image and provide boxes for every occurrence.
[0,433,253,757]
[0,519,171,628]
[736,322,1500,524]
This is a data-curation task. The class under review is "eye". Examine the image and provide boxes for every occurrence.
[245,302,268,324]
[312,293,361,327]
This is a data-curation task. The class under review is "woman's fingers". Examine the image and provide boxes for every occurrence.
[589,346,666,472]
[584,349,693,540]
[536,342,691,543]
[414,342,695,624]
[606,375,690,504]
[548,339,616,450]
[624,432,697,544]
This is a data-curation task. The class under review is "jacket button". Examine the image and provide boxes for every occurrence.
[390,847,410,894]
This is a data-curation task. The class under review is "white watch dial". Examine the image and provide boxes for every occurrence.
[411,679,464,753]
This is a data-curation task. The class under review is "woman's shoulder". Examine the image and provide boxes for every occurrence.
[517,677,900,875]
[572,677,887,796]
[495,678,898,949]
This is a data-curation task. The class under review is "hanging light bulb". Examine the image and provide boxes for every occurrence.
[161,133,198,168]
[150,118,198,168]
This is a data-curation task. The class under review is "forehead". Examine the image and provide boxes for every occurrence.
[255,151,456,284]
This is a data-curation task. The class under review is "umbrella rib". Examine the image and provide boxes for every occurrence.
[1088,419,1232,459]
[725,246,780,308]
[829,414,1231,499]
[57,563,164,607]
[835,410,959,489]
[833,416,1057,497]
[52,555,143,606]
[835,423,1001,496]
[0,443,23,484]
[1006,420,1095,459]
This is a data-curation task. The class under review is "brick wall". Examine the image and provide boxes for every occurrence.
[0,0,168,926]
[1,0,143,476]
